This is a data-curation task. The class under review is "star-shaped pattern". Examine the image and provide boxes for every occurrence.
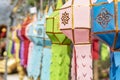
[96,8,113,28]
[61,11,70,26]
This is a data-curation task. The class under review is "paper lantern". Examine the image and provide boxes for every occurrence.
[46,0,72,80]
[21,16,31,67]
[92,0,120,51]
[25,15,42,80]
[40,7,53,80]
[46,0,71,45]
[26,7,53,80]
[59,0,93,80]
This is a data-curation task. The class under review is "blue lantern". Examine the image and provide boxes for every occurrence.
[92,0,120,51]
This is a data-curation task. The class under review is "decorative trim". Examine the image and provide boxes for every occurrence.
[46,32,63,34]
[113,0,118,49]
[92,2,109,6]
[93,30,116,34]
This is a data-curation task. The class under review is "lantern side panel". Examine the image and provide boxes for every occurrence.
[54,14,61,32]
[74,6,91,28]
[75,44,93,80]
[95,32,115,47]
[74,0,90,5]
[46,18,54,32]
[47,33,60,43]
[61,29,74,43]
[92,2,115,33]
[74,29,90,44]
[60,7,72,29]
[115,33,120,50]
[55,34,66,43]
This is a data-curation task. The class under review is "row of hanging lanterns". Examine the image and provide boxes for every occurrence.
[6,0,120,80]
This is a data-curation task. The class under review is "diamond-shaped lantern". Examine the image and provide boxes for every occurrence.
[46,0,72,80]
[60,0,91,44]
[59,0,92,80]
[92,0,120,51]
[46,0,71,45]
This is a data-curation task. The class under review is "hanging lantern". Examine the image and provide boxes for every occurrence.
[26,6,53,80]
[92,0,120,51]
[59,0,92,80]
[21,16,31,67]
[40,6,53,80]
[46,0,72,80]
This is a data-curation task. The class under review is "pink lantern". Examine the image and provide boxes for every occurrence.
[59,0,93,80]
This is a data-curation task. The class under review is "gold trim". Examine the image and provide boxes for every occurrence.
[72,5,74,29]
[74,43,91,45]
[74,27,91,29]
[46,32,63,34]
[89,29,92,43]
[60,28,72,30]
[90,0,92,43]
[72,29,75,44]
[52,43,70,45]
[72,0,74,5]
[61,27,91,30]
[92,2,109,6]
[55,6,72,10]
[93,30,116,34]
[113,0,118,49]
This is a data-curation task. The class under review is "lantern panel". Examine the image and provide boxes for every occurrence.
[61,29,74,42]
[47,11,71,44]
[74,0,90,5]
[92,2,115,33]
[54,14,61,32]
[74,6,90,28]
[60,7,72,29]
[96,32,115,47]
[115,33,120,49]
[47,33,60,43]
[74,29,90,44]
[55,34,66,43]
[46,18,54,32]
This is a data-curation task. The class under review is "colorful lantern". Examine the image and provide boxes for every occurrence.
[21,16,31,67]
[40,7,53,80]
[26,6,53,80]
[26,15,41,80]
[92,0,119,50]
[92,0,120,80]
[59,0,92,80]
[46,0,72,80]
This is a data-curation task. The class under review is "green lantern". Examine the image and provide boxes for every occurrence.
[46,0,72,80]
